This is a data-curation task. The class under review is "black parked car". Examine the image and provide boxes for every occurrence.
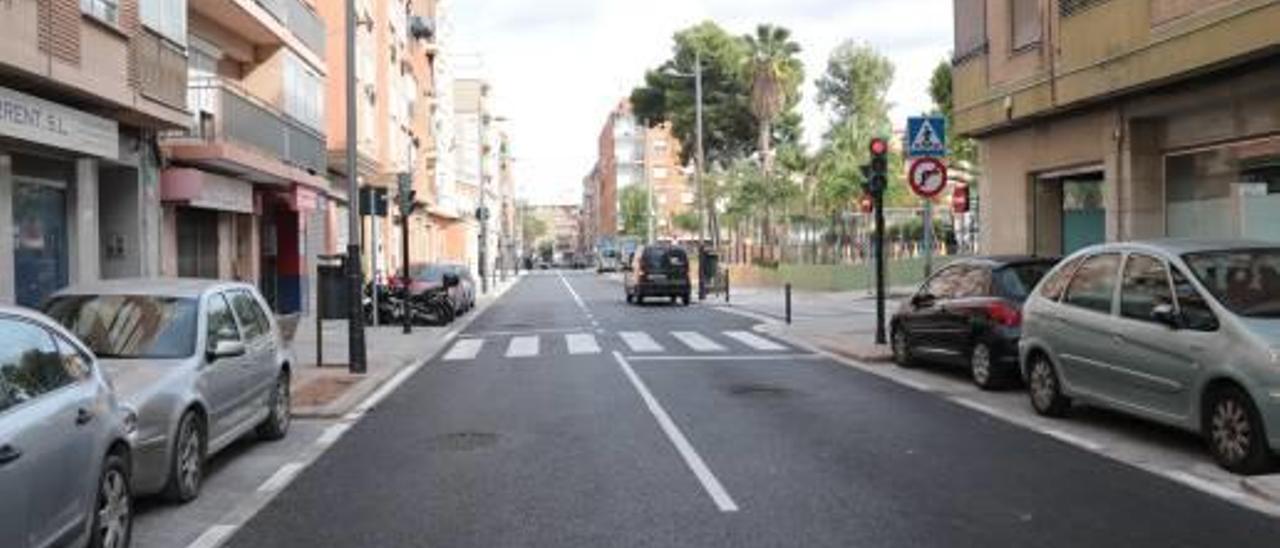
[624,244,692,305]
[891,256,1059,389]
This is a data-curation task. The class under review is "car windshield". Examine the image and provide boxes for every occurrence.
[994,261,1057,301]
[412,265,447,282]
[1183,248,1280,318]
[44,295,199,359]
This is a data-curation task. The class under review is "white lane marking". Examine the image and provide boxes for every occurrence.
[558,270,589,313]
[257,462,305,493]
[316,422,351,446]
[442,338,484,361]
[566,333,602,355]
[612,351,739,512]
[620,331,664,353]
[1168,471,1247,501]
[672,331,726,353]
[506,335,540,358]
[627,354,824,362]
[890,376,937,393]
[950,397,1003,417]
[1042,428,1105,452]
[723,330,786,351]
[186,525,236,548]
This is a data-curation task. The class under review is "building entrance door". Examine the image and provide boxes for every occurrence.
[177,207,220,278]
[1035,170,1106,256]
[12,176,68,308]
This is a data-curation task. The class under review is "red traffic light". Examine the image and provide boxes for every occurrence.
[869,138,888,157]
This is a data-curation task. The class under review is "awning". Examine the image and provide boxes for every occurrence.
[161,168,254,214]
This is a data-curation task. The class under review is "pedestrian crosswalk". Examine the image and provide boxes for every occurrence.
[437,329,795,362]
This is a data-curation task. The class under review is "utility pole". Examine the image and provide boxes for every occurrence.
[478,112,489,294]
[344,0,366,374]
[694,51,706,250]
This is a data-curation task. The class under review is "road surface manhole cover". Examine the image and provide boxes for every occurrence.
[727,384,791,398]
[430,432,499,452]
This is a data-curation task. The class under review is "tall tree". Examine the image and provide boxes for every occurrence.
[618,185,648,237]
[928,59,977,164]
[742,24,804,174]
[817,41,894,139]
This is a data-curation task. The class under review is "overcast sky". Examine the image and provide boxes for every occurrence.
[451,0,954,205]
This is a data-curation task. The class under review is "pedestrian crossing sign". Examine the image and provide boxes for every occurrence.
[907,116,947,158]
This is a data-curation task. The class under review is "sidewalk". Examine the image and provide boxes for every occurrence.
[712,284,911,363]
[288,274,522,418]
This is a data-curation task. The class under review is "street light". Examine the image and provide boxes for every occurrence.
[661,52,706,251]
[344,0,367,374]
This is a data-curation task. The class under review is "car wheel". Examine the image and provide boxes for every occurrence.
[891,327,915,368]
[625,290,634,304]
[1027,354,1071,417]
[163,412,205,503]
[89,452,132,548]
[970,343,1001,390]
[1204,385,1273,475]
[257,371,291,441]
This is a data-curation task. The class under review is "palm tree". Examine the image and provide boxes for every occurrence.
[743,24,803,175]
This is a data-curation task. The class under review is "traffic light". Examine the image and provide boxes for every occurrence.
[867,137,889,195]
[952,182,970,214]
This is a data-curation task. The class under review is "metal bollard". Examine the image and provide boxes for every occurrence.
[725,270,730,304]
[785,283,792,325]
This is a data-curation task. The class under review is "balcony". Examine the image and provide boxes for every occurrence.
[256,0,326,55]
[165,77,326,184]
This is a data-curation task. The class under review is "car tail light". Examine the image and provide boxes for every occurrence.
[986,301,1022,327]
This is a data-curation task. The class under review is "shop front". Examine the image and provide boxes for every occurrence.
[160,168,257,281]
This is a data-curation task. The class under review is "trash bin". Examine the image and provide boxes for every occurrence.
[317,256,349,320]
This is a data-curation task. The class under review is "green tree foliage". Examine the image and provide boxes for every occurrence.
[672,211,701,234]
[521,214,548,248]
[743,24,804,173]
[928,59,977,164]
[618,185,649,237]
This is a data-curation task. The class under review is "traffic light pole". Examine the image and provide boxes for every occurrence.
[874,190,887,345]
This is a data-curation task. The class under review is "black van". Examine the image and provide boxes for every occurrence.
[624,245,692,305]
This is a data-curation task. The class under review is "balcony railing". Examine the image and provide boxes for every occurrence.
[255,0,326,55]
[183,77,326,175]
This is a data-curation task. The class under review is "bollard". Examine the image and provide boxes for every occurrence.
[725,270,730,304]
[315,287,324,367]
[785,283,792,325]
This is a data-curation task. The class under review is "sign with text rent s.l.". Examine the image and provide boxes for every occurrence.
[0,85,118,159]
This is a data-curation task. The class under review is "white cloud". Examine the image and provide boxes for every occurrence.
[452,0,953,205]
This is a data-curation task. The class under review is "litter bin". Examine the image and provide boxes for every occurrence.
[698,250,719,300]
[317,255,349,320]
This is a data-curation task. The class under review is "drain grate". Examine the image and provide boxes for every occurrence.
[430,432,499,452]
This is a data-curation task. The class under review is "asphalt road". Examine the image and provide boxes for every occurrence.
[225,270,1280,548]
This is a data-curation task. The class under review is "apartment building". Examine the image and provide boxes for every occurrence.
[453,77,504,277]
[587,100,643,249]
[643,121,694,241]
[0,0,189,307]
[953,0,1280,255]
[158,0,335,315]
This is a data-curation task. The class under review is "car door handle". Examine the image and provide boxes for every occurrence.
[75,408,95,426]
[0,444,21,466]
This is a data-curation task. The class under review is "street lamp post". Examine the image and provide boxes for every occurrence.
[344,0,366,374]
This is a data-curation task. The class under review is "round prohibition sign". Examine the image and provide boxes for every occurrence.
[908,157,948,198]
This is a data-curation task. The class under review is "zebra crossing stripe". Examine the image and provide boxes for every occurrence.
[506,335,539,358]
[671,331,726,353]
[442,339,484,361]
[566,333,601,355]
[619,331,663,353]
[723,331,786,351]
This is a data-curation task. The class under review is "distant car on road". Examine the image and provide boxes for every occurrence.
[1020,240,1280,474]
[0,306,136,548]
[892,256,1059,389]
[45,280,293,503]
[624,244,692,306]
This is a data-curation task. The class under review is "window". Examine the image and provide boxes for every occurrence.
[954,266,992,298]
[1166,136,1280,242]
[1183,248,1280,318]
[53,335,92,382]
[206,294,242,348]
[1011,0,1042,51]
[229,291,271,341]
[0,318,67,412]
[925,266,966,300]
[44,295,199,359]
[1063,254,1121,314]
[652,167,669,180]
[954,0,988,61]
[1120,255,1173,321]
[139,0,188,45]
[284,53,325,132]
[995,261,1056,301]
[81,0,119,25]
[1172,268,1219,331]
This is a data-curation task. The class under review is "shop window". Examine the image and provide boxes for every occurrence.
[1166,136,1280,243]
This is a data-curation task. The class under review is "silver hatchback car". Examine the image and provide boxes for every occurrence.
[1020,240,1280,474]
[45,280,293,502]
[0,306,135,548]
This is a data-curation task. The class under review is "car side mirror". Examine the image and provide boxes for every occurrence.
[443,273,461,288]
[1151,303,1182,329]
[207,340,246,362]
[912,293,936,307]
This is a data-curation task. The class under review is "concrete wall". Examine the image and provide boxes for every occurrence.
[99,167,143,279]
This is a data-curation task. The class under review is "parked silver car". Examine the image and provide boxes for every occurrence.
[45,280,293,502]
[1020,240,1280,474]
[0,306,135,548]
